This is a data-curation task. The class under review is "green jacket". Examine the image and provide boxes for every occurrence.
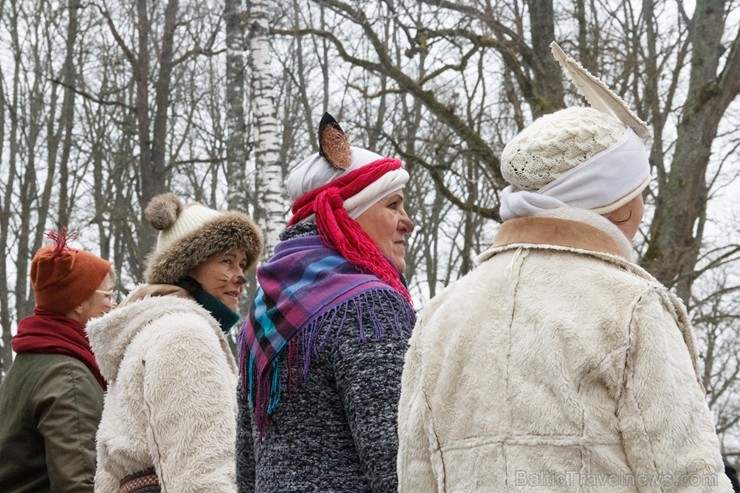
[0,352,104,493]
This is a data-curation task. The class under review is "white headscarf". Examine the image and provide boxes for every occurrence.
[286,146,409,220]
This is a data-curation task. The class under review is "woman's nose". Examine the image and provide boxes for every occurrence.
[400,212,414,233]
[103,300,116,315]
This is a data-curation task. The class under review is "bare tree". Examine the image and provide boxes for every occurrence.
[692,270,740,453]
[266,0,740,447]
[643,0,740,303]
[95,0,222,272]
[0,0,83,379]
[0,0,16,382]
[52,0,80,228]
[225,0,251,213]
[1,0,738,447]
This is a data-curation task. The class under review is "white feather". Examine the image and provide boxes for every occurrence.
[550,41,652,140]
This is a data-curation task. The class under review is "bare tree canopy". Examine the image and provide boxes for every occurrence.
[0,0,738,453]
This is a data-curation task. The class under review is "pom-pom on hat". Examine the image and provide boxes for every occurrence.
[143,193,264,285]
[31,228,112,314]
[498,42,652,221]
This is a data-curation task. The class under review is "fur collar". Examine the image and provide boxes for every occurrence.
[475,207,704,392]
[122,283,194,304]
[484,207,634,262]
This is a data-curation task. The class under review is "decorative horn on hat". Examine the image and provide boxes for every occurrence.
[318,112,352,170]
[550,41,652,140]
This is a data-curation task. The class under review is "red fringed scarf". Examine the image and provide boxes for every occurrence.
[12,308,107,390]
[288,158,412,304]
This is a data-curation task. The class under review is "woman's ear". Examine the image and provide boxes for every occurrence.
[318,112,352,170]
[65,302,85,321]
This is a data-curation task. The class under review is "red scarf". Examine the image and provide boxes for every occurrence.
[12,308,107,390]
[288,158,412,304]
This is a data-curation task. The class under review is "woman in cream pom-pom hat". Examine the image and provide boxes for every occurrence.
[397,42,730,492]
[87,194,263,493]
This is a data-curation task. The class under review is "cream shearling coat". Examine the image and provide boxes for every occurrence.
[87,289,238,493]
[397,209,730,492]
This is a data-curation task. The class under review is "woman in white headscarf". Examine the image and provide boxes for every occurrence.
[397,43,730,492]
[237,114,416,492]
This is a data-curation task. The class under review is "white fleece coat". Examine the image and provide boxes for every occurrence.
[87,291,238,493]
[397,209,730,492]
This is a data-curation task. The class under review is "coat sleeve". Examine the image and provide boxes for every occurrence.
[397,328,437,492]
[31,359,103,493]
[330,297,412,493]
[142,320,238,493]
[617,288,731,492]
[93,462,118,493]
[236,385,255,493]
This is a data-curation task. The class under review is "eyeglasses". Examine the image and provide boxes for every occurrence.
[95,289,121,303]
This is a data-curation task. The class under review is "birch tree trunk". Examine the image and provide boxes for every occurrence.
[249,0,284,258]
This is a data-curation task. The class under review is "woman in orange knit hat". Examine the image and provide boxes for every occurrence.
[0,229,117,492]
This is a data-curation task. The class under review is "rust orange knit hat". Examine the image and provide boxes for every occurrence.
[30,229,112,314]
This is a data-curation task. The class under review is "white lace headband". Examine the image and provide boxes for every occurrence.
[500,128,650,221]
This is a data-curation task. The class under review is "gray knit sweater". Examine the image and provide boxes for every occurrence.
[236,224,414,493]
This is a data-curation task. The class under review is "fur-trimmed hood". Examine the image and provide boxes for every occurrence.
[143,193,264,285]
[88,286,239,492]
[86,292,228,382]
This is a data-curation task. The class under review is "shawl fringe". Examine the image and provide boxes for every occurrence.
[244,289,415,435]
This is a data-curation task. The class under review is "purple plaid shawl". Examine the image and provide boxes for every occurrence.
[238,235,415,432]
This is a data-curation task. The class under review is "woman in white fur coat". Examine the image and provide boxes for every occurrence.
[87,194,262,493]
[397,43,731,492]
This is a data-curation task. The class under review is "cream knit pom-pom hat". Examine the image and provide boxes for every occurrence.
[143,193,264,284]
